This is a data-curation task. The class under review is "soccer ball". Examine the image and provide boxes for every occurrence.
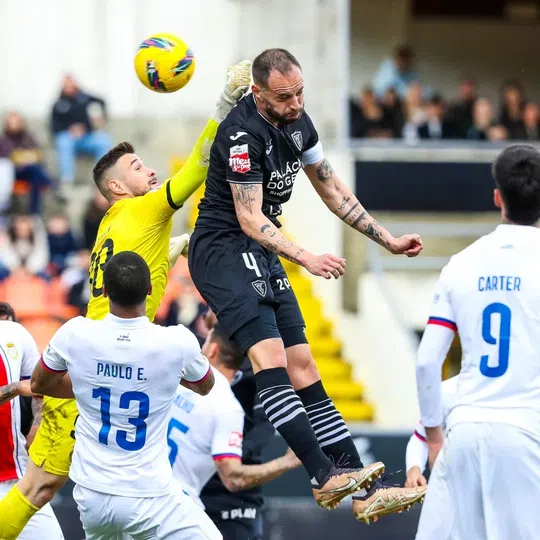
[134,33,195,93]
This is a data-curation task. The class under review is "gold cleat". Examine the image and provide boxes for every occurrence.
[353,483,427,524]
[313,462,385,510]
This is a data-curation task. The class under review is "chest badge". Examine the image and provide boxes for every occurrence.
[291,131,303,151]
[6,342,19,361]
[266,140,273,155]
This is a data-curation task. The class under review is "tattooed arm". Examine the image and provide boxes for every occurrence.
[230,182,345,278]
[304,159,423,257]
[0,379,35,407]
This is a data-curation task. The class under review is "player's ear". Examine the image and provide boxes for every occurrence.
[493,188,502,209]
[103,285,108,298]
[207,342,218,362]
[147,284,152,297]
[108,178,127,197]
[251,83,261,100]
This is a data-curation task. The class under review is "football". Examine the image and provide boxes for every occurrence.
[134,33,195,93]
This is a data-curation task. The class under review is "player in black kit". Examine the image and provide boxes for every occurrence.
[201,356,274,540]
[200,311,275,540]
[189,48,426,521]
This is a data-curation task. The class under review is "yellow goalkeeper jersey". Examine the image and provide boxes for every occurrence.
[86,118,218,322]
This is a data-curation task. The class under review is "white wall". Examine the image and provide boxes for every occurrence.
[411,19,540,103]
[0,0,240,118]
[349,0,540,102]
[1,0,349,135]
[349,0,409,97]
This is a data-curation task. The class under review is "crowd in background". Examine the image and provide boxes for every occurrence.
[0,74,206,350]
[349,45,540,142]
[2,51,539,350]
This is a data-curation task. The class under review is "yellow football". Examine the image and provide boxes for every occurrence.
[134,33,195,93]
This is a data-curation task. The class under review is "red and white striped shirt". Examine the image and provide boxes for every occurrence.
[0,321,39,482]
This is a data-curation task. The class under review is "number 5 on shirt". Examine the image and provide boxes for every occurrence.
[167,418,190,465]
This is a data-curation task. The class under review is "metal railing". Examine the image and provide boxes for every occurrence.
[365,220,498,346]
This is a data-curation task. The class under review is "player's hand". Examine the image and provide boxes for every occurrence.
[18,379,40,398]
[426,426,444,470]
[389,234,423,257]
[303,253,346,280]
[405,466,427,488]
[169,234,190,266]
[282,448,302,470]
[214,60,252,122]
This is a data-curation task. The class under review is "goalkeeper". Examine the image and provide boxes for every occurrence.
[0,60,252,540]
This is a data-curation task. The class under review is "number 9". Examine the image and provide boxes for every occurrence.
[480,302,511,378]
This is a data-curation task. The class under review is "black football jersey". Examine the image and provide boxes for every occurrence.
[195,94,319,229]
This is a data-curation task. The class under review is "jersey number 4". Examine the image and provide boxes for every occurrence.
[480,302,511,378]
[93,387,149,451]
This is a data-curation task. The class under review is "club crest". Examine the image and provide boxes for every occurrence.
[291,131,303,151]
[252,280,267,297]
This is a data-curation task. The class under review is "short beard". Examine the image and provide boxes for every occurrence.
[259,96,303,126]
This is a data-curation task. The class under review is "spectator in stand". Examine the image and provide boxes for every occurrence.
[0,112,53,214]
[487,125,509,141]
[402,82,427,142]
[60,249,91,315]
[381,87,405,138]
[466,98,495,140]
[499,80,525,139]
[81,190,109,250]
[349,87,394,138]
[47,214,79,276]
[520,102,540,141]
[417,95,458,140]
[0,214,49,279]
[373,45,420,99]
[51,74,112,187]
[0,230,11,281]
[448,77,478,138]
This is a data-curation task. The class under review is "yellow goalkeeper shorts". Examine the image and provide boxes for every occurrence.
[28,397,79,476]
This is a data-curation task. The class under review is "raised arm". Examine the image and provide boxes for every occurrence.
[166,61,252,209]
[304,158,423,257]
[231,182,345,280]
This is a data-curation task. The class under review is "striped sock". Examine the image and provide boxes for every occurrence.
[255,368,333,484]
[298,381,364,468]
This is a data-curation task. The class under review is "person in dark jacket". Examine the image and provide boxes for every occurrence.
[417,95,458,140]
[51,75,112,186]
[46,214,79,276]
[0,112,53,214]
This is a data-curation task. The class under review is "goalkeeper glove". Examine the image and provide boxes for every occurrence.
[169,234,190,267]
[213,60,252,123]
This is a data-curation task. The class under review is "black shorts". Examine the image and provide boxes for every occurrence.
[206,509,263,540]
[188,228,307,352]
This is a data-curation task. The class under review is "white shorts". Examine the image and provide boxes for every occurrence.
[73,484,222,540]
[0,479,64,540]
[416,422,540,540]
